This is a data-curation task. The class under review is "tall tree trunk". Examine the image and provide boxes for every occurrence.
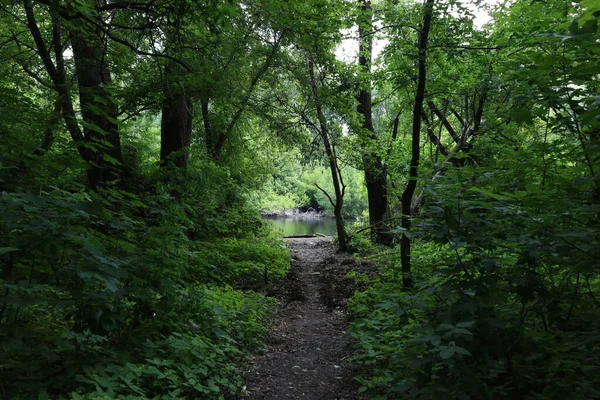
[71,16,123,188]
[309,61,347,251]
[161,63,192,168]
[320,131,347,251]
[23,0,120,188]
[400,0,435,289]
[357,0,392,245]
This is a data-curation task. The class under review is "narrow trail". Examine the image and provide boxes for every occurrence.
[241,237,365,400]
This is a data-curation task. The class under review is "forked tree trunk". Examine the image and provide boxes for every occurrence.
[400,0,435,289]
[308,61,347,251]
[24,0,124,189]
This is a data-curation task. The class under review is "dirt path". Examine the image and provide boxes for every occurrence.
[241,237,364,400]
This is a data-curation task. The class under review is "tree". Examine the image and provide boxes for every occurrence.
[159,4,193,169]
[160,61,192,169]
[399,0,435,289]
[21,0,124,188]
[356,0,393,245]
[308,57,349,250]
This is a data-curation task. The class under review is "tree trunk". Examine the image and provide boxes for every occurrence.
[161,63,192,168]
[309,61,347,251]
[71,17,123,188]
[23,0,120,188]
[357,0,392,245]
[400,0,435,289]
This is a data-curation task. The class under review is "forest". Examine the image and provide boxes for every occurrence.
[0,0,599,398]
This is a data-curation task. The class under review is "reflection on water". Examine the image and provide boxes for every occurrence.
[264,218,338,237]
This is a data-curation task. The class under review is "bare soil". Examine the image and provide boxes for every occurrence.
[239,237,367,400]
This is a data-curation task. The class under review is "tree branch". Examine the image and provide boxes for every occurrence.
[214,33,284,157]
[427,100,460,143]
[315,183,336,209]
[422,111,448,156]
[23,0,57,78]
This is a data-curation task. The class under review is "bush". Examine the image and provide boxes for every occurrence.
[0,186,286,399]
[348,169,600,399]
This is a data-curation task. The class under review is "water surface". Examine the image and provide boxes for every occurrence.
[264,217,338,237]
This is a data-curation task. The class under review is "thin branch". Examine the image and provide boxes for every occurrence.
[450,108,466,127]
[99,23,192,71]
[351,23,421,40]
[430,44,507,51]
[19,63,53,88]
[215,33,284,156]
[427,100,461,143]
[585,275,600,309]
[315,183,336,209]
[34,96,61,156]
[423,111,448,156]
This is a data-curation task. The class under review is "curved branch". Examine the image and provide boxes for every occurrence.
[315,183,336,209]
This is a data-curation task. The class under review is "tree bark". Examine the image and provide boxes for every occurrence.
[24,0,124,188]
[357,0,392,245]
[160,63,192,169]
[71,13,123,188]
[23,2,85,159]
[400,0,435,289]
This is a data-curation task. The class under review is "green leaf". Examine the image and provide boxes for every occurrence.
[391,381,412,392]
[569,19,579,35]
[103,154,121,165]
[440,347,455,359]
[580,108,600,126]
[452,327,473,336]
[468,187,512,200]
[79,271,119,292]
[0,247,19,255]
[579,18,598,34]
[453,346,472,356]
[437,323,455,331]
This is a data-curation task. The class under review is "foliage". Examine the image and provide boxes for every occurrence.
[248,148,368,219]
[0,180,284,399]
[348,1,600,399]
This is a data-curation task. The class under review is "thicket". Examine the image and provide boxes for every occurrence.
[0,3,293,395]
[0,159,289,399]
[347,1,600,399]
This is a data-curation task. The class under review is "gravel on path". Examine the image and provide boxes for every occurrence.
[241,237,365,400]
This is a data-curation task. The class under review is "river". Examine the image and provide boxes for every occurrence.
[264,217,338,237]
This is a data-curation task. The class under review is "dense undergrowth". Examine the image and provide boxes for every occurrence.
[346,6,600,397]
[348,157,600,399]
[0,167,289,399]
